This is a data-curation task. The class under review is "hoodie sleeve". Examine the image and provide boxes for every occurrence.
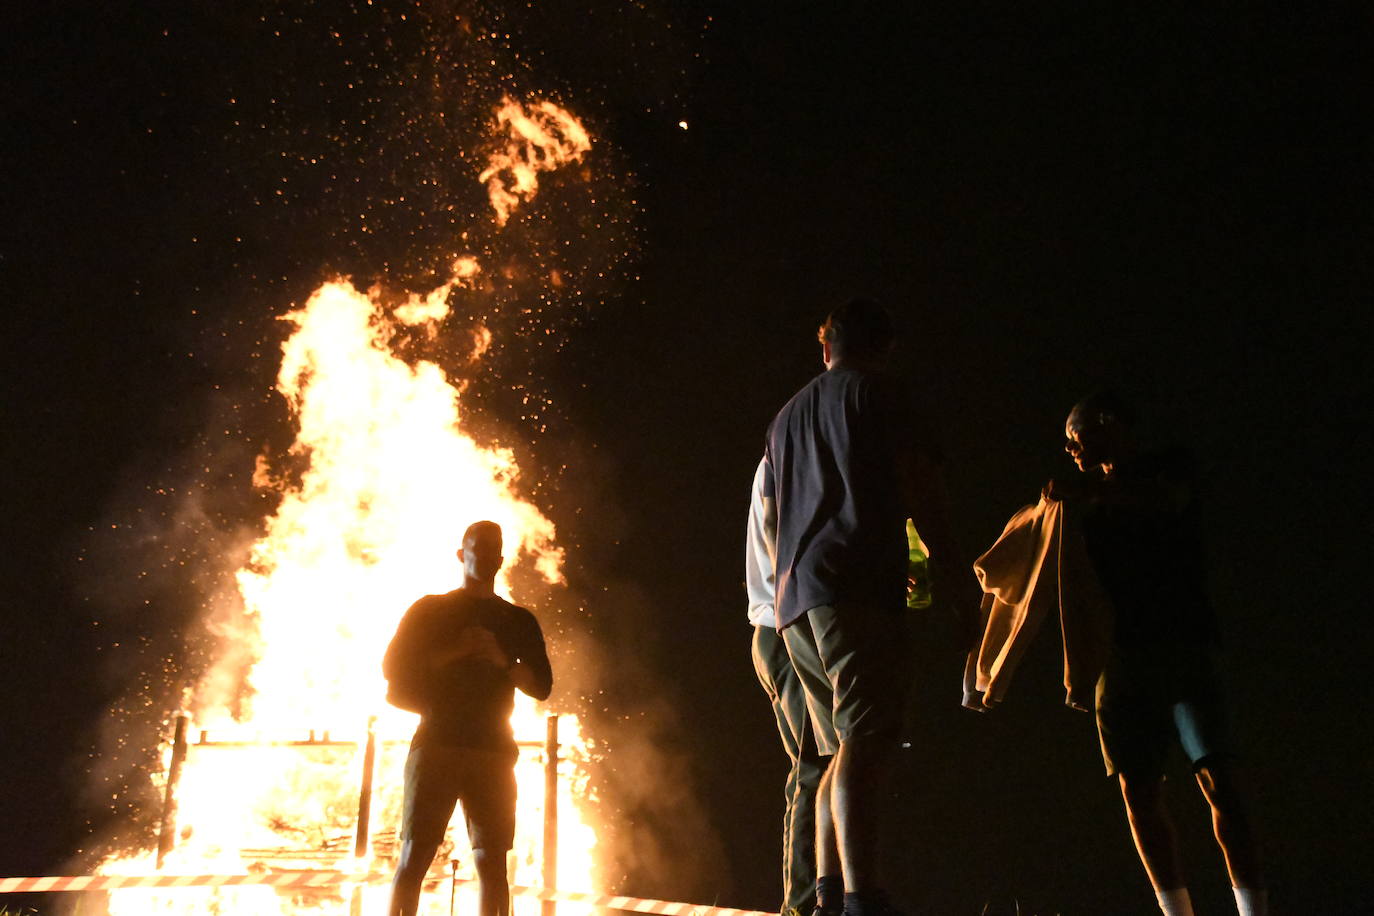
[745,456,778,627]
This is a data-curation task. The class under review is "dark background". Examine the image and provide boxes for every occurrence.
[4,3,1371,914]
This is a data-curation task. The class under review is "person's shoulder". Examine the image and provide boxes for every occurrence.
[506,599,540,626]
[786,371,832,401]
[396,593,453,630]
[490,593,525,612]
[469,591,531,618]
[799,366,897,400]
[415,589,477,614]
[407,592,449,612]
[846,368,914,412]
[769,371,829,426]
[494,599,544,638]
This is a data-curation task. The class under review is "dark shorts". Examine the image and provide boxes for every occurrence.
[1095,643,1231,778]
[400,744,519,854]
[782,602,909,756]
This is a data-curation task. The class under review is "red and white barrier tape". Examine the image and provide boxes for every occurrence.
[0,873,351,892]
[0,874,773,916]
[511,885,771,916]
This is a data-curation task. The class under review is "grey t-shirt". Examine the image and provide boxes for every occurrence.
[763,367,921,629]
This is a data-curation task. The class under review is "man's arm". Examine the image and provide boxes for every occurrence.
[902,448,980,648]
[383,598,428,682]
[508,612,553,701]
[383,598,441,712]
[745,456,778,626]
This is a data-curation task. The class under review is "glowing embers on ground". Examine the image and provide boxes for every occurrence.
[99,275,597,914]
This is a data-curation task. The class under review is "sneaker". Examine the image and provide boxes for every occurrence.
[841,891,905,916]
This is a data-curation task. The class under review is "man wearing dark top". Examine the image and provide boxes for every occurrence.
[1046,392,1266,916]
[763,299,974,916]
[383,520,553,916]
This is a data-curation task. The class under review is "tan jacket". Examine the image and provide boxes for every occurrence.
[963,497,1112,712]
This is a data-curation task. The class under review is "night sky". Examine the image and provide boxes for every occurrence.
[4,3,1371,915]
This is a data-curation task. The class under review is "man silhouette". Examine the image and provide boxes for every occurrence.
[1048,392,1266,916]
[763,299,974,916]
[384,521,553,916]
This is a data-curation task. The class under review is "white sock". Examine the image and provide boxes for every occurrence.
[1156,888,1195,916]
[1234,886,1268,916]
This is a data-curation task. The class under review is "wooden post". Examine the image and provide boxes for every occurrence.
[350,716,377,916]
[155,713,189,869]
[354,716,378,858]
[541,714,559,916]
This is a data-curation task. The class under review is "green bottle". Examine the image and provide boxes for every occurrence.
[906,520,933,609]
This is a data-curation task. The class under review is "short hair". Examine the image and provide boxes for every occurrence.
[1072,389,1139,428]
[817,298,896,359]
[462,520,502,545]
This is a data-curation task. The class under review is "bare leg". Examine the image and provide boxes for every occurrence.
[816,759,841,882]
[1119,772,1185,894]
[830,735,894,894]
[1195,761,1264,890]
[389,836,438,916]
[473,848,511,916]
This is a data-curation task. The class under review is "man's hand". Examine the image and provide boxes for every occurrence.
[1043,475,1095,503]
[435,626,509,669]
[467,627,510,668]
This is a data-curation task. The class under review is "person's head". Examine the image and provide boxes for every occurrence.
[458,520,504,586]
[817,298,896,368]
[1064,389,1138,473]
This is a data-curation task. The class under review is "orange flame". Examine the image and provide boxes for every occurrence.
[102,98,601,915]
[480,97,592,226]
[393,257,483,327]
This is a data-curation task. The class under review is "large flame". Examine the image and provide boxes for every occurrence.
[101,97,601,916]
[233,275,564,730]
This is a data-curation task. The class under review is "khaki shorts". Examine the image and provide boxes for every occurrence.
[400,744,519,854]
[782,602,910,755]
